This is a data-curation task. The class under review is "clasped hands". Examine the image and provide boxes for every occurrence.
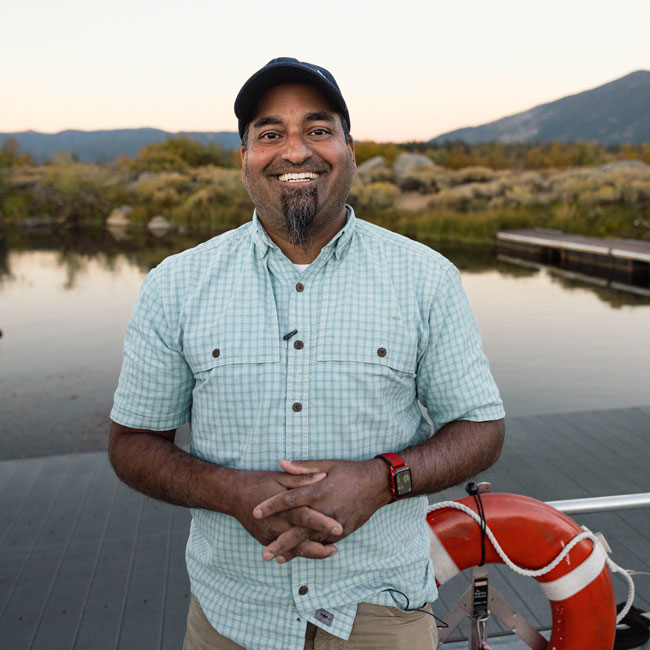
[234,458,390,564]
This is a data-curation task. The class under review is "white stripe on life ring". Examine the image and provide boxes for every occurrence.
[428,527,460,585]
[539,541,607,602]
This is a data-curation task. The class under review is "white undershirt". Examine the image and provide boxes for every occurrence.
[292,263,310,273]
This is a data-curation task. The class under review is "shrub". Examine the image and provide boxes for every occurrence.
[450,166,496,184]
[579,185,621,206]
[174,169,251,229]
[505,185,540,207]
[0,137,35,167]
[129,137,236,174]
[349,182,400,211]
[1,193,32,221]
[132,171,192,201]
[427,185,479,209]
[355,141,401,166]
[622,180,650,206]
[129,148,189,174]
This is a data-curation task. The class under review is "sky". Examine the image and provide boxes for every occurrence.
[2,0,649,142]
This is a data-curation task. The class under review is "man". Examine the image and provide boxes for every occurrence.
[109,57,505,650]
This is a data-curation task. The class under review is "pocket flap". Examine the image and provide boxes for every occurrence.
[184,326,280,373]
[317,325,416,375]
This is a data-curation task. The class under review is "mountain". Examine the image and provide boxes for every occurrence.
[431,70,650,145]
[0,128,241,163]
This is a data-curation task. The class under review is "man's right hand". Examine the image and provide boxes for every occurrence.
[226,468,342,561]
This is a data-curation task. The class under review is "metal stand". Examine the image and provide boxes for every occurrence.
[436,564,547,649]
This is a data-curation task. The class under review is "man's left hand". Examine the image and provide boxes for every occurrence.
[252,458,392,563]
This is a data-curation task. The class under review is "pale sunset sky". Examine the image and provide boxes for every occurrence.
[2,0,649,142]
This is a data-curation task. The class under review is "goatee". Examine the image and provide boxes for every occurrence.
[281,186,318,247]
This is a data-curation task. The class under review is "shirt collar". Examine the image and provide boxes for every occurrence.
[249,206,356,261]
[331,205,356,260]
[250,210,278,259]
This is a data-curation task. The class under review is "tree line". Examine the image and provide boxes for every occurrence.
[395,140,650,170]
[3,135,650,172]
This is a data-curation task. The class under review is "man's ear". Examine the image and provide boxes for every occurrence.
[348,137,356,169]
[240,146,246,182]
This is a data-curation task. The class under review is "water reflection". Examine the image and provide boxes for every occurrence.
[1,225,649,459]
[497,255,650,308]
[1,225,214,287]
[4,228,649,305]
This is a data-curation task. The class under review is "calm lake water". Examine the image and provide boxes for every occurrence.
[1,226,649,459]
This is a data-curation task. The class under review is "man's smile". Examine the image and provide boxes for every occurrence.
[277,172,321,183]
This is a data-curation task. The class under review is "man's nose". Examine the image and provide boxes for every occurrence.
[282,132,312,164]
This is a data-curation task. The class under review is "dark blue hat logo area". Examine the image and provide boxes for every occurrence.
[234,57,350,140]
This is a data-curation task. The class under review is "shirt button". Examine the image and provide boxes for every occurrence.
[292,402,302,412]
[377,347,387,357]
[298,585,309,596]
[212,348,220,358]
[295,282,304,292]
[294,340,304,350]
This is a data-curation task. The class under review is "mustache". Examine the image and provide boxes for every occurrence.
[264,161,331,176]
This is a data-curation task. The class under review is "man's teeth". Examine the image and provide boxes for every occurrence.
[278,172,320,182]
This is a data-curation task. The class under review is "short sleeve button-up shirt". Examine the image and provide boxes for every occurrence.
[111,207,504,650]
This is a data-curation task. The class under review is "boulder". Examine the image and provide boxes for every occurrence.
[355,155,392,184]
[392,153,437,191]
[357,155,386,173]
[106,205,133,227]
[393,153,435,177]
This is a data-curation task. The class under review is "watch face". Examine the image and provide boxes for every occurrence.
[394,467,413,497]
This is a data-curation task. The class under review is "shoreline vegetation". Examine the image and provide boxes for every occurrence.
[1,137,649,243]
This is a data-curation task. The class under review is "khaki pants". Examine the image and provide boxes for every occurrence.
[183,594,438,650]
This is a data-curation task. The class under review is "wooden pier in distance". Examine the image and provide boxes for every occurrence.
[496,229,650,286]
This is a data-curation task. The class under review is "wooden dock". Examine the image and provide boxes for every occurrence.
[496,229,650,285]
[2,406,649,648]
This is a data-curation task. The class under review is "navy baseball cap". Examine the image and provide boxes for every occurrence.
[235,57,350,140]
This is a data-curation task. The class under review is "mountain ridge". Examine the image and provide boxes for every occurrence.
[431,70,650,145]
[0,128,241,163]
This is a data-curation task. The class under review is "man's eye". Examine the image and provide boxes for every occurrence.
[260,132,280,140]
[310,129,330,137]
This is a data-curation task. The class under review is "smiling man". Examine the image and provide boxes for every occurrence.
[108,58,505,650]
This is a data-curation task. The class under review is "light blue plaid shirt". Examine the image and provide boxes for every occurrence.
[111,207,504,650]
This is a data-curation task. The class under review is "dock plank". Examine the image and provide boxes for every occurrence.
[497,229,650,262]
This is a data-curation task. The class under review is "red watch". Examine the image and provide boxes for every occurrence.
[375,453,413,500]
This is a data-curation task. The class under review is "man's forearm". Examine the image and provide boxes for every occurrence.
[401,418,505,497]
[108,421,342,558]
[108,421,236,513]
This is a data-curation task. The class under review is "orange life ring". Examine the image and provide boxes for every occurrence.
[426,492,617,649]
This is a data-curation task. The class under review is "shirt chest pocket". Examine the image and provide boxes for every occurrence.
[314,265,420,380]
[183,325,280,426]
[313,319,420,455]
[315,317,419,409]
[182,325,281,465]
